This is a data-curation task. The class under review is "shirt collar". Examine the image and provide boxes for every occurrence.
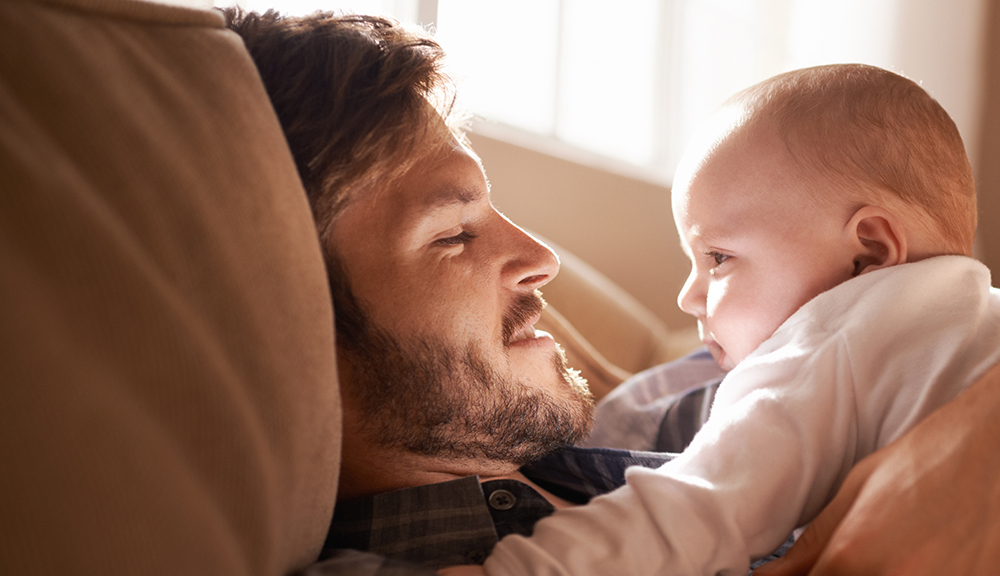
[322,446,675,569]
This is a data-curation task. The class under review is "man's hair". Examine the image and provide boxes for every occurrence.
[223,8,464,242]
[730,63,976,254]
[223,9,466,342]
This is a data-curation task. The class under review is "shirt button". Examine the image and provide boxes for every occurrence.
[466,550,488,564]
[488,489,516,510]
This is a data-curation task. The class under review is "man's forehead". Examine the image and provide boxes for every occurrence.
[398,141,490,206]
[348,143,491,233]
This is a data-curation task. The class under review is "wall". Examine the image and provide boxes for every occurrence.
[469,126,694,332]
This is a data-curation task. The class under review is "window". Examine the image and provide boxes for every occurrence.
[436,0,662,168]
[222,0,986,182]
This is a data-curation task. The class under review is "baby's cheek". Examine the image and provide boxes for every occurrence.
[721,310,772,363]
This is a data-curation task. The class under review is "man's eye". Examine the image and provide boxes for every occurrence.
[705,251,730,267]
[436,230,477,246]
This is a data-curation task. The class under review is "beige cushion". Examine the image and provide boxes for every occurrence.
[536,237,699,400]
[0,1,339,574]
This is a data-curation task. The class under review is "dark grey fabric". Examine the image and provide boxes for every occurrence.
[322,447,674,570]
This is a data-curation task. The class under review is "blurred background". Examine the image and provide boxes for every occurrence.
[220,0,997,333]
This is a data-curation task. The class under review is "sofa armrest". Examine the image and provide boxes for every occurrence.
[0,2,339,573]
[534,235,699,400]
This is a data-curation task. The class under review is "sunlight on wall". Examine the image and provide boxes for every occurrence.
[555,0,659,166]
[436,0,660,166]
[435,0,560,136]
[670,0,985,179]
[215,0,986,181]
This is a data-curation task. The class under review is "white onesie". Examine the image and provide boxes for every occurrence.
[486,256,1000,576]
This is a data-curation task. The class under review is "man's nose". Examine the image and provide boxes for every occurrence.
[498,216,560,291]
[677,271,706,318]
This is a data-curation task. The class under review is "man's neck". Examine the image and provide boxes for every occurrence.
[337,447,575,509]
[337,422,522,500]
[337,449,520,500]
[337,387,527,500]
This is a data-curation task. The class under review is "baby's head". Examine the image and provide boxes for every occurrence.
[672,63,976,370]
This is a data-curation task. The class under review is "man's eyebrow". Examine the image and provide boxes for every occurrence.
[421,185,485,209]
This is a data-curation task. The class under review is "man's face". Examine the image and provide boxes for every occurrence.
[330,131,593,465]
[672,118,856,371]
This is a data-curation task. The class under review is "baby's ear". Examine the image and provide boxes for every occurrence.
[847,206,907,276]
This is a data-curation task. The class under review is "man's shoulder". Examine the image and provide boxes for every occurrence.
[325,476,499,567]
[322,445,676,570]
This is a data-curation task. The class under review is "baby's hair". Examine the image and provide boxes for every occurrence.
[729,64,976,255]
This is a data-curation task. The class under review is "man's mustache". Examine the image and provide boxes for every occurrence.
[501,290,547,346]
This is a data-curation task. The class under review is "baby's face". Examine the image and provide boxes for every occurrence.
[672,124,856,370]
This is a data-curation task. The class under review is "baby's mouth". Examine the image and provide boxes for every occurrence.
[700,331,733,370]
[703,339,725,366]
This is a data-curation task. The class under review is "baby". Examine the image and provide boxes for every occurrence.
[473,64,1000,575]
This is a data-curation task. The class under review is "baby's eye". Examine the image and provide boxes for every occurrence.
[436,230,477,246]
[705,251,730,267]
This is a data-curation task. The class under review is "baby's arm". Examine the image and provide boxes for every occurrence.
[481,339,858,576]
[756,360,1000,576]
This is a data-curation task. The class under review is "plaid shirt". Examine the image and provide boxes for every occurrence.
[314,447,675,575]
[305,371,790,576]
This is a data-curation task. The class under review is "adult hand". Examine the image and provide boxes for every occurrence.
[756,362,1000,576]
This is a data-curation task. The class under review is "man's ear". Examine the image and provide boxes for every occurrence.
[846,206,907,276]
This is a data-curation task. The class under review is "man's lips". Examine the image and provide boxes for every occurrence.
[508,312,543,345]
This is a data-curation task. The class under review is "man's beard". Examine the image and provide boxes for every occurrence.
[339,291,595,466]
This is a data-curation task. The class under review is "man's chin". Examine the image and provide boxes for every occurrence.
[509,339,593,401]
[452,342,595,466]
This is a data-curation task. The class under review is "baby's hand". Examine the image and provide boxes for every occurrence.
[437,565,487,576]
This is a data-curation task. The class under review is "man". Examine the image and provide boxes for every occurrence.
[226,8,1000,576]
[226,7,596,488]
[225,8,682,573]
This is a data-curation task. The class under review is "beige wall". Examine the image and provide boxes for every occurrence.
[470,129,696,332]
